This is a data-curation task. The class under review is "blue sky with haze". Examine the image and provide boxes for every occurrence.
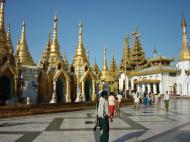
[4,0,190,67]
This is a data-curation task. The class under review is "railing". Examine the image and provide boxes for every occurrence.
[0,102,95,118]
[0,99,133,118]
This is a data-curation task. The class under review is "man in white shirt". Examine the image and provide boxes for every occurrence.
[164,91,170,112]
[134,92,141,110]
[98,91,109,142]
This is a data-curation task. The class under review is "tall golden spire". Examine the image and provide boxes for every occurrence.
[40,31,51,64]
[100,47,114,82]
[110,49,117,77]
[131,30,147,69]
[17,21,36,66]
[120,34,132,71]
[72,21,89,67]
[93,57,99,72]
[179,16,190,61]
[124,34,131,62]
[7,23,13,54]
[102,47,108,70]
[49,14,62,63]
[0,0,8,51]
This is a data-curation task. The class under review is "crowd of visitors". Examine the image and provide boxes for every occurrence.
[94,89,170,142]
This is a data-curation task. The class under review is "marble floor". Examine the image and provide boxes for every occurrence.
[0,98,190,142]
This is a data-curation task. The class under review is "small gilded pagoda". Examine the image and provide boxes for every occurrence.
[39,15,72,103]
[72,22,95,102]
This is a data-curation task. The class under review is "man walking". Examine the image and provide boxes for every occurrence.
[98,91,109,142]
[164,91,170,112]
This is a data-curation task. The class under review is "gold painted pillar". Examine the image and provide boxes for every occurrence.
[91,80,96,101]
[50,80,57,103]
[82,81,85,101]
[66,80,71,102]
[14,76,18,96]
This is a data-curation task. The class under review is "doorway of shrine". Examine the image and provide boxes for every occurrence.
[85,76,92,101]
[0,76,13,105]
[56,78,66,103]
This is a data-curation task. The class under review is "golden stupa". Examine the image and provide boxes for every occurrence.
[72,22,89,68]
[16,21,36,66]
[179,17,190,61]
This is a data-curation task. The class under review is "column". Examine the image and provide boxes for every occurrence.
[147,83,151,93]
[137,84,140,93]
[125,78,129,90]
[153,83,157,94]
[176,82,180,95]
[159,82,163,94]
[66,80,71,102]
[14,77,18,96]
[91,80,96,101]
[50,80,57,103]
[142,84,145,93]
[82,81,85,101]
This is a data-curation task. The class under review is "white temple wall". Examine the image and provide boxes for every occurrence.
[21,66,39,104]
[176,61,190,96]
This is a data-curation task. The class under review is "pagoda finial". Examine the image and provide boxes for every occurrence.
[21,20,26,41]
[153,47,157,58]
[112,48,114,57]
[53,14,58,42]
[181,11,187,28]
[111,48,115,66]
[103,47,108,70]
[133,27,140,39]
[87,50,89,61]
[48,31,51,43]
[79,21,83,46]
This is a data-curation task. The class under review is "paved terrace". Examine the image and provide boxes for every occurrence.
[0,98,190,142]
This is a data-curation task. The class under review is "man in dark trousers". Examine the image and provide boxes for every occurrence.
[98,91,109,142]
[94,91,102,131]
